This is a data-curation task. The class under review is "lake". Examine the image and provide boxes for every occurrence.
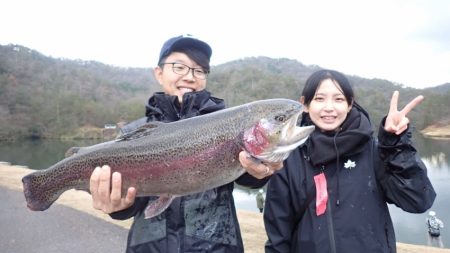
[1,135,449,248]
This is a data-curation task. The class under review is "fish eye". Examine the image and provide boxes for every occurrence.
[275,115,286,122]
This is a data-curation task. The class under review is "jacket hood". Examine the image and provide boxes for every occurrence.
[301,102,374,166]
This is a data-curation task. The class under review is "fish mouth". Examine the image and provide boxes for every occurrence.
[255,111,315,163]
[280,111,315,147]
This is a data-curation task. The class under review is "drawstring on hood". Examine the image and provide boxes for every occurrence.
[333,129,341,206]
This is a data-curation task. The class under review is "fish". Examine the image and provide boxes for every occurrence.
[22,98,315,218]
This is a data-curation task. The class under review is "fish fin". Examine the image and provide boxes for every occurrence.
[65,147,81,157]
[144,194,175,219]
[118,122,163,141]
[66,140,117,157]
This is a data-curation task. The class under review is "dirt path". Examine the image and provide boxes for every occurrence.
[2,162,449,253]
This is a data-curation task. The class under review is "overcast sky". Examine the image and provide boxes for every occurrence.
[1,0,449,89]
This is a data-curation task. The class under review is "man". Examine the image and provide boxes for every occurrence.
[427,210,444,248]
[89,34,281,253]
[256,189,265,213]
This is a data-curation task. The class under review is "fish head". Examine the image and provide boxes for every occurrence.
[243,99,315,163]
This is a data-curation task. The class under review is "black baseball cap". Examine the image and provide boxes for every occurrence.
[158,34,212,64]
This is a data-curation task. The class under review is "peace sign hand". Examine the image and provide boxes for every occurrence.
[384,91,424,135]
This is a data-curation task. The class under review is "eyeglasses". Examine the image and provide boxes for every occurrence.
[161,62,209,80]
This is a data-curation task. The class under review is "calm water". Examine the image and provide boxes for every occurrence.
[1,135,449,248]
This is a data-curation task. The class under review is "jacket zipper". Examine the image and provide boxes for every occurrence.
[326,199,337,253]
[178,95,196,119]
[322,165,337,253]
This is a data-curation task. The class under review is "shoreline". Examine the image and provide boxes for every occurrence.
[2,162,449,253]
[420,125,450,140]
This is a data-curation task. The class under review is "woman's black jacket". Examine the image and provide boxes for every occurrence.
[264,105,436,253]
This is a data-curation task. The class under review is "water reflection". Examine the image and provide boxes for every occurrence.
[425,152,448,170]
[0,139,100,170]
[233,186,265,213]
[415,134,450,171]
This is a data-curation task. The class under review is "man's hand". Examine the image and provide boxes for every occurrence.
[89,165,136,214]
[384,91,424,135]
[239,151,283,179]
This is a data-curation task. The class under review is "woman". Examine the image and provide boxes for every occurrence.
[262,69,436,253]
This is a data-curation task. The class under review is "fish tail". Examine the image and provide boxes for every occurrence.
[22,172,61,211]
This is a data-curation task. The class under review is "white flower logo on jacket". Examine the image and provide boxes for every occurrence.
[344,159,356,170]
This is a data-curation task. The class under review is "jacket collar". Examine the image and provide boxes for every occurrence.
[145,90,225,122]
[302,103,374,166]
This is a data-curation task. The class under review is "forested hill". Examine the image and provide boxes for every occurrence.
[1,44,449,140]
[0,44,159,139]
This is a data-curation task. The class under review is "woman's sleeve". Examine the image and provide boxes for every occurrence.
[264,164,296,253]
[376,117,436,213]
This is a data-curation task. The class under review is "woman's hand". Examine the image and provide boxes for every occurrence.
[239,151,283,179]
[89,165,136,214]
[384,91,424,135]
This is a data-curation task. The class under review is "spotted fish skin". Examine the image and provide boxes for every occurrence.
[22,98,314,215]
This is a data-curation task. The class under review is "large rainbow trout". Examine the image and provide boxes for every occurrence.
[22,98,314,218]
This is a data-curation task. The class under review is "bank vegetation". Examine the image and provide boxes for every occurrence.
[1,44,449,140]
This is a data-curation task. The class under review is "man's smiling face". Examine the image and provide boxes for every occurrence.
[154,52,207,103]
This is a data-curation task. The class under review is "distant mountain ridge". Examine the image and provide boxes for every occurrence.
[1,44,449,140]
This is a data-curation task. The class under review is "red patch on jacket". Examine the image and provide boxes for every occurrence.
[314,172,328,216]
